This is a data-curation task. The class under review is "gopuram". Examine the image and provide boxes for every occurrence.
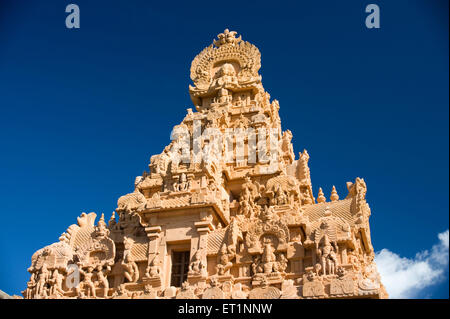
[23,30,388,299]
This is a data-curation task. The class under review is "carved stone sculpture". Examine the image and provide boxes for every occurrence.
[202,277,224,299]
[302,270,325,298]
[188,250,206,277]
[78,266,96,298]
[216,244,233,275]
[316,234,338,276]
[145,252,162,278]
[96,265,111,297]
[248,277,281,299]
[122,237,139,283]
[23,29,387,299]
[330,267,354,296]
[176,282,198,299]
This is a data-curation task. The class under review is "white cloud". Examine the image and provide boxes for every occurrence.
[375,229,449,299]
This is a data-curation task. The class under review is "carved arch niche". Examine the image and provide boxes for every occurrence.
[245,219,290,254]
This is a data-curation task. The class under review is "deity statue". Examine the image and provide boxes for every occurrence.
[78,266,96,298]
[238,187,253,217]
[301,187,313,205]
[145,252,162,278]
[216,243,233,275]
[25,272,36,299]
[273,184,288,205]
[122,237,139,283]
[173,173,190,192]
[215,63,238,87]
[35,264,50,298]
[188,250,206,276]
[251,255,263,275]
[275,253,288,273]
[215,88,233,104]
[96,265,111,297]
[49,268,65,297]
[261,242,277,274]
[316,234,338,276]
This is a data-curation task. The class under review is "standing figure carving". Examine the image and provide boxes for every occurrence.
[261,241,277,274]
[238,176,261,218]
[49,268,65,297]
[35,264,50,298]
[78,266,96,298]
[316,233,338,276]
[122,237,139,283]
[216,243,233,275]
[25,272,36,299]
[96,265,111,297]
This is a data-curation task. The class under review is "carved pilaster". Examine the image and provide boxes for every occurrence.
[143,226,163,289]
[187,218,213,285]
[145,226,162,255]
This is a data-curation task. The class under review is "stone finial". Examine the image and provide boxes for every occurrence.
[96,213,109,236]
[213,29,242,47]
[317,188,326,203]
[330,186,339,202]
[109,211,116,226]
[300,149,309,161]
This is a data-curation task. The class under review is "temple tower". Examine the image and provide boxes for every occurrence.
[23,30,387,299]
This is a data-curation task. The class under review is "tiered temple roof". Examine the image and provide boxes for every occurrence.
[23,30,387,299]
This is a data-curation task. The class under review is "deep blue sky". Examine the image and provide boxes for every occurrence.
[0,0,448,298]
